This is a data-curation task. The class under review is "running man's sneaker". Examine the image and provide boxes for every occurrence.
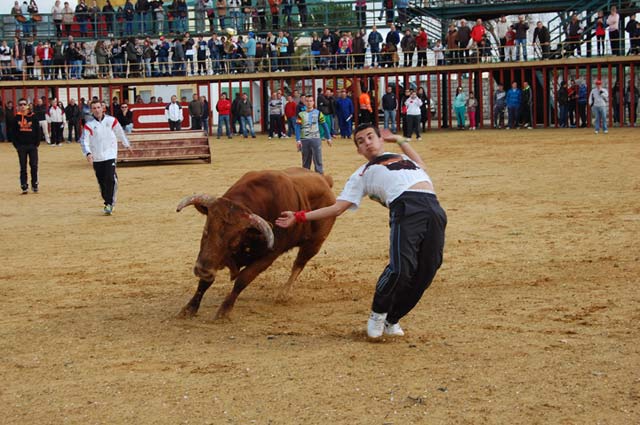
[21,185,28,194]
[32,184,38,193]
[367,311,387,338]
[384,321,405,337]
[103,204,113,215]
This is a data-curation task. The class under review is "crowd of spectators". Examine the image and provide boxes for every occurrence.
[2,1,640,80]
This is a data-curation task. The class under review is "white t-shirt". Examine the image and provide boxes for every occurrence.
[338,153,434,209]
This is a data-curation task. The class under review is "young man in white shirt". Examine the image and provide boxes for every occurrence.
[80,99,130,215]
[165,95,183,130]
[277,124,447,339]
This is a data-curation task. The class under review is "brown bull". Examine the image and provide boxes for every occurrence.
[176,167,336,319]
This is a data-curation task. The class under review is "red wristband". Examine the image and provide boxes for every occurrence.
[294,210,308,223]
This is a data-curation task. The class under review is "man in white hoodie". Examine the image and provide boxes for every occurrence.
[80,99,130,215]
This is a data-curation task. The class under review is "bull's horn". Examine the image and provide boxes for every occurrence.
[176,194,216,212]
[248,214,275,250]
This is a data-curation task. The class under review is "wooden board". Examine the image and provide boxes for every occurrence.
[118,130,211,163]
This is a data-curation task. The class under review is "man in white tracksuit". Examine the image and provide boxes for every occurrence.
[80,99,130,215]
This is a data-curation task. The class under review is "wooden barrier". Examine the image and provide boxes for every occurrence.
[117,130,211,163]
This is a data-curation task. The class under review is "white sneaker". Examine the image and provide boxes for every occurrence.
[604,130,608,134]
[384,321,405,337]
[367,311,387,338]
[595,130,599,134]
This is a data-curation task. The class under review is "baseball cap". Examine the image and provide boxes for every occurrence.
[160,36,165,40]
[595,79,602,84]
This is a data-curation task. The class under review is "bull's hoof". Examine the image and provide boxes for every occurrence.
[177,305,197,319]
[213,308,231,321]
[275,291,291,304]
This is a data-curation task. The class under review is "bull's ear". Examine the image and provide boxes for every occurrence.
[176,194,216,215]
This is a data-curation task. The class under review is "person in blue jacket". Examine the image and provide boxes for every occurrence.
[506,81,522,129]
[335,89,354,138]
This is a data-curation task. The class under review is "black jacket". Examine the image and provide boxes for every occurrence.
[382,92,397,111]
[12,111,41,147]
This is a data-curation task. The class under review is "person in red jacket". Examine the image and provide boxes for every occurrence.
[415,27,428,66]
[470,19,486,64]
[284,95,298,138]
[36,40,53,80]
[216,92,232,139]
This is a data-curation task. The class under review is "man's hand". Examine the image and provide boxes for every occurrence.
[86,153,93,164]
[276,211,295,228]
[380,128,407,144]
[296,140,301,151]
[326,139,333,147]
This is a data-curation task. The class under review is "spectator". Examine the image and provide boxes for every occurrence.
[506,81,521,129]
[577,79,588,128]
[200,95,210,136]
[268,0,279,30]
[355,0,366,29]
[33,97,50,144]
[533,21,550,59]
[284,95,298,137]
[557,80,568,128]
[379,0,394,24]
[567,79,577,127]
[453,86,466,130]
[296,0,307,27]
[115,103,133,133]
[415,27,428,67]
[396,0,408,26]
[196,35,207,75]
[520,81,532,129]
[352,29,365,69]
[215,92,232,139]
[470,19,485,63]
[624,83,639,126]
[189,94,203,130]
[493,83,506,128]
[52,0,63,38]
[64,98,80,142]
[400,29,415,67]
[513,15,529,61]
[61,1,74,36]
[466,90,477,130]
[504,25,516,62]
[103,0,115,36]
[382,85,397,133]
[0,98,6,142]
[76,0,89,37]
[590,79,608,133]
[165,95,183,130]
[404,90,422,140]
[267,92,283,139]
[595,11,605,56]
[245,32,256,72]
[335,89,354,138]
[11,98,41,194]
[47,97,65,146]
[495,15,508,62]
[607,6,620,56]
[294,95,332,174]
[625,14,639,55]
[238,93,255,138]
[433,39,445,65]
[156,36,170,76]
[358,87,373,125]
[445,23,458,64]
[417,86,429,132]
[123,0,135,35]
[368,26,383,68]
[457,19,471,63]
[194,0,206,33]
[565,14,582,57]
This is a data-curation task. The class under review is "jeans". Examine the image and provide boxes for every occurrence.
[217,115,231,137]
[300,138,324,174]
[593,106,607,132]
[558,105,567,127]
[240,116,255,137]
[454,106,466,128]
[384,109,397,132]
[0,121,6,141]
[16,144,39,189]
[515,38,527,61]
[508,106,520,128]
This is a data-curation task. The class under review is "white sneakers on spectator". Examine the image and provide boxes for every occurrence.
[367,311,405,338]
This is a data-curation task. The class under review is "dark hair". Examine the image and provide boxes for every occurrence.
[353,123,380,146]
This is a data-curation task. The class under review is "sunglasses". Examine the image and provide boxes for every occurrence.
[121,106,128,108]
[19,102,27,106]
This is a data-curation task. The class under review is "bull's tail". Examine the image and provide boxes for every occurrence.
[323,174,334,188]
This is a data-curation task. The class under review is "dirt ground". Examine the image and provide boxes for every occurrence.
[1,128,639,425]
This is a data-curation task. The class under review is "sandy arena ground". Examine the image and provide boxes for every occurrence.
[1,128,639,425]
